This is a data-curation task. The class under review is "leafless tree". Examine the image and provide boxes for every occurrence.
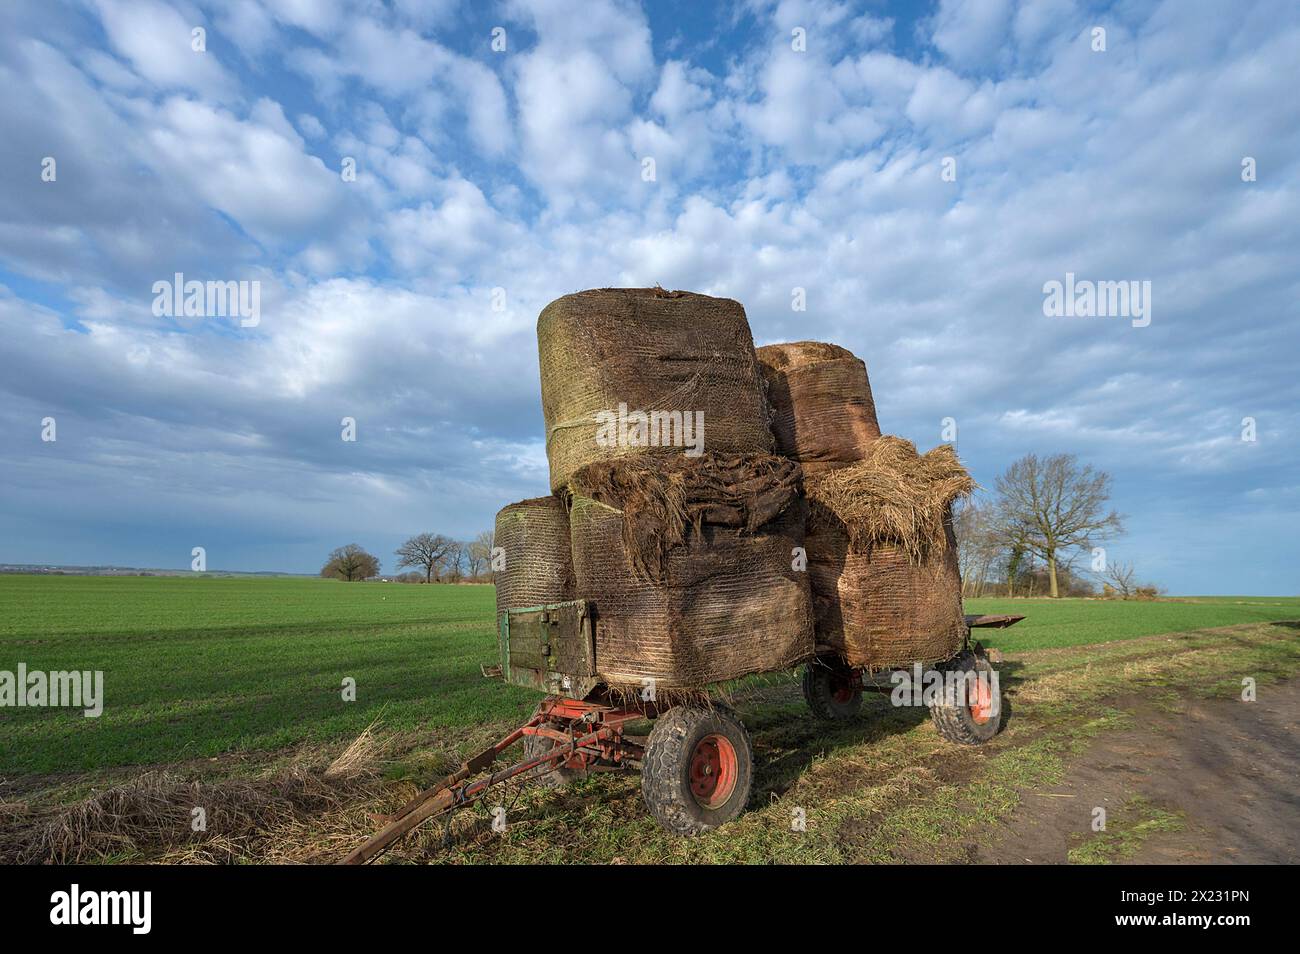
[954,500,1003,598]
[440,541,466,582]
[1102,560,1137,598]
[992,453,1125,598]
[321,543,380,582]
[395,533,457,583]
[465,530,493,581]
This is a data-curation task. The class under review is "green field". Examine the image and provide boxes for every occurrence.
[1,575,1296,776]
[966,595,1300,651]
[0,576,534,774]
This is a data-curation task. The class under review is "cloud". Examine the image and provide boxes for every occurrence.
[146,97,346,243]
[91,0,237,99]
[288,15,514,159]
[928,0,1015,71]
[0,0,1298,592]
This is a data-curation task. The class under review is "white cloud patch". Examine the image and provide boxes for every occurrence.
[91,0,236,99]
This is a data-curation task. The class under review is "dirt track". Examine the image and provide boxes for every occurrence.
[977,677,1300,864]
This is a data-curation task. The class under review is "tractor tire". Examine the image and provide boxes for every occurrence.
[641,705,753,835]
[802,658,863,721]
[929,652,1003,745]
[523,731,586,788]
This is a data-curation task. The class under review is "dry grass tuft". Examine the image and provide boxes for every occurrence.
[324,719,392,780]
[0,721,516,865]
[0,765,361,864]
[807,437,974,562]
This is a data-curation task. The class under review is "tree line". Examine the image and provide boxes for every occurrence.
[320,531,493,583]
[955,452,1157,599]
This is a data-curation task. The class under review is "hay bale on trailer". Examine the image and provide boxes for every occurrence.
[567,453,813,689]
[804,438,972,668]
[493,496,574,621]
[807,513,966,669]
[538,288,774,493]
[756,341,881,476]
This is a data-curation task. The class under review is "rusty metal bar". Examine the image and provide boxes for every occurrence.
[339,723,611,865]
[373,720,537,827]
[965,613,1026,629]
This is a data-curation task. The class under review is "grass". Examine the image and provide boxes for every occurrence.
[0,575,1295,779]
[965,595,1300,652]
[421,619,1297,865]
[0,571,1296,864]
[1067,796,1186,865]
[0,575,535,774]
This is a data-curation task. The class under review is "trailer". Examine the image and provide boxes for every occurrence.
[339,604,1022,863]
[799,613,1024,744]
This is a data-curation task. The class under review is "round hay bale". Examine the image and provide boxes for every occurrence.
[567,455,813,690]
[493,496,573,622]
[802,439,972,668]
[538,288,774,493]
[756,341,880,476]
[806,511,966,669]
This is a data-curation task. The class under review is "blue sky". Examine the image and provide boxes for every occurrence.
[0,0,1296,594]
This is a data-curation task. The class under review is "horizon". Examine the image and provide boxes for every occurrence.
[1,564,1295,600]
[2,0,1298,595]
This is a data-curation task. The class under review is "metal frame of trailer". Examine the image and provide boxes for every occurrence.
[339,605,1022,863]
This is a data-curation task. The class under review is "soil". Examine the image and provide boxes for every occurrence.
[975,678,1300,864]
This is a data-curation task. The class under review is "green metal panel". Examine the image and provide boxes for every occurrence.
[501,600,599,697]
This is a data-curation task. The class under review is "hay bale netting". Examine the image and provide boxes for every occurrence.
[807,510,966,669]
[493,496,574,623]
[538,288,774,493]
[756,341,881,476]
[804,438,973,669]
[568,454,814,689]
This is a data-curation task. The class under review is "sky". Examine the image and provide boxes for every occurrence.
[0,0,1296,594]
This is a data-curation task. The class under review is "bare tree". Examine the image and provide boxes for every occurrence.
[1102,560,1137,598]
[1006,540,1030,598]
[394,533,456,583]
[321,543,380,582]
[465,530,493,581]
[992,453,1125,598]
[954,500,1003,598]
[440,541,466,583]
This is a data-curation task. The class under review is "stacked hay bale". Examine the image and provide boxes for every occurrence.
[568,453,810,688]
[756,341,881,476]
[492,496,574,623]
[495,287,815,693]
[757,343,971,669]
[538,287,774,491]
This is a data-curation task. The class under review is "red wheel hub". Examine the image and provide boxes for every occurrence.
[969,675,995,725]
[689,734,739,809]
[831,675,857,704]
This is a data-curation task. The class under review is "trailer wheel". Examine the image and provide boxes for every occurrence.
[929,652,1002,745]
[523,731,586,788]
[802,658,863,720]
[641,705,753,835]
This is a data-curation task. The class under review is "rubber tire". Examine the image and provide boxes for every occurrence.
[802,660,864,721]
[641,705,753,835]
[929,652,1003,745]
[523,732,586,788]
